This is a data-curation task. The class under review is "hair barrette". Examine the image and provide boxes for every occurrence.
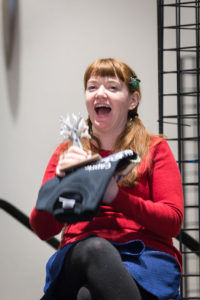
[129,75,141,89]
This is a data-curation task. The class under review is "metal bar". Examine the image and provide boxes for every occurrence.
[176,2,185,294]
[182,298,200,300]
[182,273,200,277]
[184,205,200,208]
[163,113,199,118]
[176,231,200,255]
[181,251,200,254]
[0,199,60,249]
[157,120,191,126]
[182,182,199,186]
[162,2,198,8]
[163,91,199,96]
[157,0,164,134]
[176,159,199,163]
[164,45,199,51]
[181,228,200,231]
[163,68,200,74]
[167,137,199,141]
[164,23,200,29]
[196,0,200,250]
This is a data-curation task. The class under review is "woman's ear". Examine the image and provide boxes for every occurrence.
[128,91,140,111]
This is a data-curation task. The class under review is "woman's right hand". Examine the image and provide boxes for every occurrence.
[56,146,91,177]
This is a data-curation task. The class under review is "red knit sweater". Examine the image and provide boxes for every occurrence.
[30,138,184,268]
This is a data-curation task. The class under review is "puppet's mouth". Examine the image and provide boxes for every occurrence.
[95,104,112,115]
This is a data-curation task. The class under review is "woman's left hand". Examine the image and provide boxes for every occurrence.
[102,177,119,204]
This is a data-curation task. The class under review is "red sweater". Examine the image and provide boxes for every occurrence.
[30,138,184,268]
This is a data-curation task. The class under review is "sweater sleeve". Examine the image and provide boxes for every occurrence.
[29,145,65,240]
[111,140,184,238]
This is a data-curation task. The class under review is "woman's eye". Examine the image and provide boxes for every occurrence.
[87,85,96,91]
[110,85,118,91]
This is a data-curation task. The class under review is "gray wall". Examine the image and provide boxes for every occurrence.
[0,1,158,299]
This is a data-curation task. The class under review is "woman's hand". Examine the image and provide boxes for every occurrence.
[56,146,118,203]
[56,146,91,177]
[102,177,119,204]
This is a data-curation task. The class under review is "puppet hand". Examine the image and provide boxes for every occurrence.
[56,146,91,177]
[102,177,119,204]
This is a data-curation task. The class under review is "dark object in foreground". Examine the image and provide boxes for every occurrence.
[36,150,140,223]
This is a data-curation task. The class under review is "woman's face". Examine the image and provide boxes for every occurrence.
[85,76,138,136]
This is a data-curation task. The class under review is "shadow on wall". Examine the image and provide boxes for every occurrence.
[2,0,20,119]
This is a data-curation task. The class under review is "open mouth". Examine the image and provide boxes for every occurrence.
[95,104,112,115]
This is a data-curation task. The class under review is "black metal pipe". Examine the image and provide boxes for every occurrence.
[195,0,200,249]
[0,199,59,249]
[157,0,164,134]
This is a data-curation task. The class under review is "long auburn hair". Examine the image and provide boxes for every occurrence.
[62,58,162,186]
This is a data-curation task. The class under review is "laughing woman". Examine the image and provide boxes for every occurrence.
[30,58,184,300]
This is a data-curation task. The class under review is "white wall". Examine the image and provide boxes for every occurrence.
[0,1,158,299]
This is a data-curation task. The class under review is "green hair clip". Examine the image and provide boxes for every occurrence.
[129,75,141,89]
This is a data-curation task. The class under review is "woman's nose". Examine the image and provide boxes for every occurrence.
[96,85,107,98]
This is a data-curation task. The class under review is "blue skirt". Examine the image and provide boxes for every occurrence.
[41,238,181,300]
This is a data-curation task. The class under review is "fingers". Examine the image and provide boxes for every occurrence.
[63,146,88,159]
[56,165,66,177]
[60,147,89,166]
[56,146,91,177]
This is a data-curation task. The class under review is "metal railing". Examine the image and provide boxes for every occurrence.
[0,198,59,249]
[1,198,199,253]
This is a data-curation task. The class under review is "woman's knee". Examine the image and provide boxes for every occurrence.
[77,286,93,300]
[70,237,121,267]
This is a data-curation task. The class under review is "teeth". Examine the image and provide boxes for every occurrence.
[95,104,110,108]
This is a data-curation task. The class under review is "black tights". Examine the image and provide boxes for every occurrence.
[53,237,157,300]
